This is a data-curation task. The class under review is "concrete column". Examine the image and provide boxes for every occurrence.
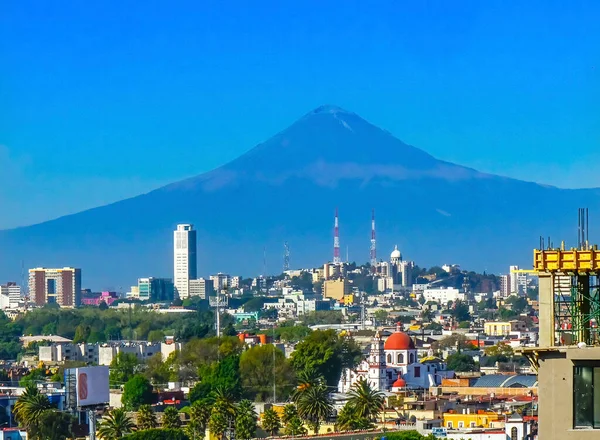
[538,273,555,347]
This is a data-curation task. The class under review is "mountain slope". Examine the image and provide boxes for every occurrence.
[1,105,598,289]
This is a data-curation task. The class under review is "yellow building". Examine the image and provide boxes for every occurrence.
[484,320,526,336]
[443,410,503,429]
[342,294,355,305]
[323,279,350,301]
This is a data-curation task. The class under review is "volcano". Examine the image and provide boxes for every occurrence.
[1,105,598,289]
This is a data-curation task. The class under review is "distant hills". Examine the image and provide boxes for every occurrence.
[1,105,598,289]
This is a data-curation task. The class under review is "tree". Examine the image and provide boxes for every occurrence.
[28,410,75,440]
[126,429,190,440]
[13,384,54,431]
[98,408,136,439]
[73,324,91,343]
[239,344,296,401]
[208,388,236,440]
[294,383,332,434]
[109,352,139,387]
[262,408,281,436]
[136,404,157,430]
[373,310,389,324]
[290,330,361,387]
[446,353,478,372]
[186,399,211,440]
[122,375,154,410]
[235,399,257,440]
[191,354,242,402]
[162,406,182,429]
[336,403,372,431]
[347,378,384,421]
[451,300,471,322]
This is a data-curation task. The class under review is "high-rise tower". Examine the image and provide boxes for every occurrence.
[370,209,377,269]
[173,224,197,299]
[333,208,341,264]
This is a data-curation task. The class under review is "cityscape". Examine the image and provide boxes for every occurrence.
[2,2,598,440]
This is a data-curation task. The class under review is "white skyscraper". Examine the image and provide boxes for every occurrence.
[173,224,197,299]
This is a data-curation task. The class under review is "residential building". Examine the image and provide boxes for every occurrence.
[0,282,21,308]
[81,291,118,306]
[509,265,528,295]
[230,276,241,289]
[323,279,350,301]
[189,278,214,299]
[137,277,175,302]
[484,320,527,336]
[98,342,161,365]
[28,267,81,307]
[443,409,504,430]
[499,274,510,297]
[173,224,197,299]
[422,287,465,304]
[210,273,230,291]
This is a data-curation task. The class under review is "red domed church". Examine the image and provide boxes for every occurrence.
[338,327,452,393]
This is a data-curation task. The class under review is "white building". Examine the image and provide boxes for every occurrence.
[422,287,465,304]
[509,265,528,295]
[0,283,21,308]
[210,273,230,291]
[230,276,241,289]
[189,278,214,299]
[499,274,510,297]
[173,224,197,299]
[338,329,452,393]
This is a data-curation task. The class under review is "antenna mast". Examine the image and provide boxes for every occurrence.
[283,242,290,272]
[333,208,341,264]
[370,209,377,271]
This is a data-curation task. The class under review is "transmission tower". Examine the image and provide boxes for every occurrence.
[333,208,341,264]
[370,209,377,270]
[283,242,290,272]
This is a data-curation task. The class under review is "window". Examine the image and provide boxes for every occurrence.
[414,366,421,378]
[511,427,518,440]
[573,365,600,428]
[397,353,404,363]
[409,353,415,363]
[470,422,476,428]
[447,422,453,428]
[387,354,392,363]
[458,422,464,428]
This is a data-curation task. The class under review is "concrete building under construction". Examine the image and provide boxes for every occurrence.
[523,224,600,438]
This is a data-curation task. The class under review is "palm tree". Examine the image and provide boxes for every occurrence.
[335,403,373,432]
[186,399,212,440]
[295,383,332,434]
[262,408,281,436]
[235,399,257,440]
[162,406,181,429]
[98,408,136,440]
[136,404,157,430]
[209,388,236,440]
[13,384,54,431]
[347,378,384,421]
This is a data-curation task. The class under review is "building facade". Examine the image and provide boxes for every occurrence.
[173,224,197,299]
[189,278,214,299]
[0,282,21,308]
[138,277,175,302]
[338,329,451,393]
[323,279,350,301]
[28,268,81,307]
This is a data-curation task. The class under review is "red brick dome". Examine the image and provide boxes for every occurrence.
[384,331,415,350]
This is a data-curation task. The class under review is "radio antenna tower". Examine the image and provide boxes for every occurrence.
[370,209,377,270]
[333,208,341,264]
[283,242,290,272]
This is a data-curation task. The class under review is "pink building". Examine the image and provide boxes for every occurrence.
[81,291,118,306]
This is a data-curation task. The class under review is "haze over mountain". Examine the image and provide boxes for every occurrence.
[1,105,598,290]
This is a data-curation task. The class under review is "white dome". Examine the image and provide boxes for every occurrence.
[391,245,401,259]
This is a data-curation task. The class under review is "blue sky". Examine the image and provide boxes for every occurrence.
[1,1,598,228]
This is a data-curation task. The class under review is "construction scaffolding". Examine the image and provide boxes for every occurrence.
[534,246,600,347]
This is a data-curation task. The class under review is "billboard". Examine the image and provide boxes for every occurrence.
[75,366,109,407]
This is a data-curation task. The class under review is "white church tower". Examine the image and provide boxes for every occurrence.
[368,331,388,392]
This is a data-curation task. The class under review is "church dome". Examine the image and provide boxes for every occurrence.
[392,377,406,388]
[390,245,401,259]
[384,331,415,350]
